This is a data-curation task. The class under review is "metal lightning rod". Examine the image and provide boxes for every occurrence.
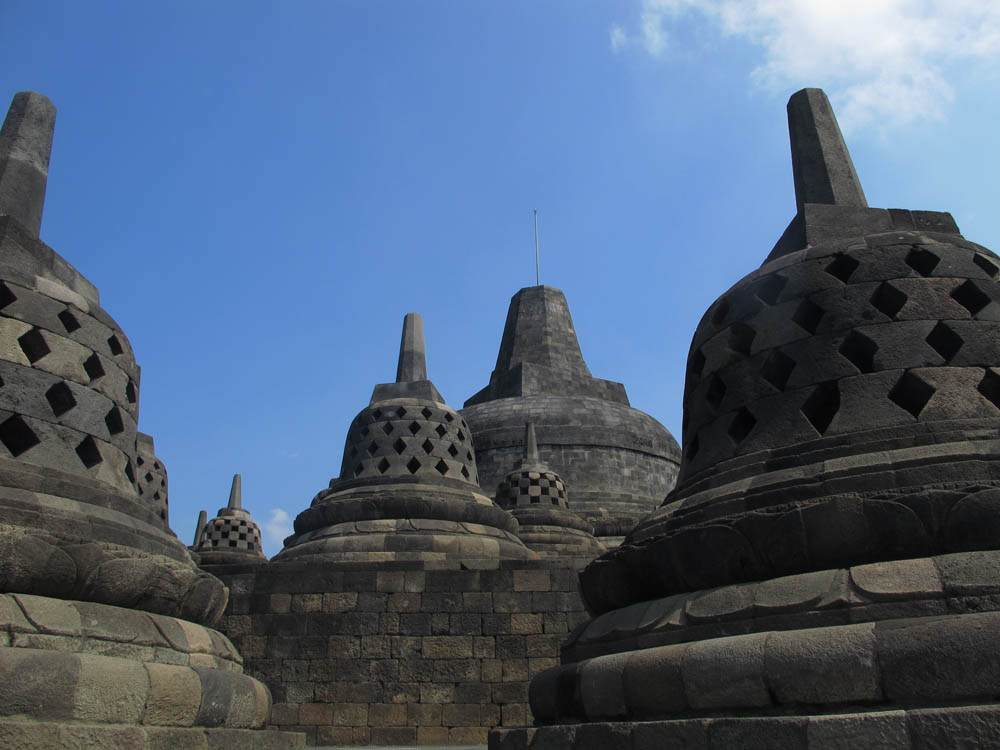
[533,209,540,286]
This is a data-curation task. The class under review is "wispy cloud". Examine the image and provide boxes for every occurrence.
[262,508,293,549]
[611,0,1000,130]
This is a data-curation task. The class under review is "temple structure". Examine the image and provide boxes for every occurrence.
[193,474,267,565]
[494,422,605,559]
[276,312,535,562]
[493,88,1000,748]
[462,285,680,544]
[0,91,301,748]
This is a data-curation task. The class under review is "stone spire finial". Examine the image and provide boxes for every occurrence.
[525,422,539,461]
[787,88,867,213]
[0,92,56,238]
[396,312,427,383]
[228,474,242,511]
[192,510,207,546]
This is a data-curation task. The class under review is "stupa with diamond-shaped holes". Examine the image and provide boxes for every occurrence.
[493,88,1000,748]
[275,313,535,562]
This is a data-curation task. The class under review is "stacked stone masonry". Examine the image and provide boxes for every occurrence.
[208,559,591,746]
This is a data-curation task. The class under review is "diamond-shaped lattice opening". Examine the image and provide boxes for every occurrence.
[839,330,878,374]
[755,274,787,305]
[466,450,473,461]
[801,381,840,435]
[422,438,434,454]
[395,406,407,419]
[18,329,50,363]
[381,421,394,435]
[728,322,756,355]
[705,373,726,409]
[75,435,103,468]
[973,254,1000,278]
[689,349,705,378]
[45,381,77,416]
[125,380,136,404]
[457,429,465,441]
[0,415,40,456]
[445,412,454,423]
[448,443,459,457]
[952,280,991,316]
[435,424,447,438]
[905,248,940,277]
[83,353,105,381]
[372,409,383,420]
[377,457,391,474]
[124,459,134,483]
[926,322,963,363]
[349,445,358,459]
[393,437,407,454]
[977,369,1000,410]
[712,299,730,327]
[354,463,364,477]
[761,349,795,391]
[889,371,935,418]
[870,282,908,318]
[104,406,124,435]
[59,310,80,333]
[727,407,756,444]
[107,335,123,356]
[137,456,144,466]
[461,466,470,479]
[686,435,700,460]
[0,282,15,310]
[825,254,860,283]
[144,472,153,483]
[360,425,369,438]
[792,299,825,334]
[435,459,449,475]
[406,457,421,474]
[421,407,433,419]
[408,421,421,435]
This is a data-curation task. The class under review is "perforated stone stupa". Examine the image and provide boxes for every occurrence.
[495,422,605,559]
[493,88,1000,749]
[461,285,680,544]
[276,313,534,561]
[194,474,266,565]
[0,91,301,749]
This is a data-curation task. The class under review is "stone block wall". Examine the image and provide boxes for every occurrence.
[207,558,590,746]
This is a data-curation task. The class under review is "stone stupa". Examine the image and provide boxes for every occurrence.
[494,89,1000,748]
[193,474,266,565]
[0,91,300,748]
[276,313,535,562]
[494,421,605,559]
[461,285,680,544]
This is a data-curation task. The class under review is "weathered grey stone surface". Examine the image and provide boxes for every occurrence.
[462,286,680,541]
[0,91,55,239]
[504,87,1000,749]
[0,90,300,749]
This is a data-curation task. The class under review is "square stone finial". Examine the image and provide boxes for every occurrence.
[0,91,56,238]
[396,312,428,383]
[787,88,867,212]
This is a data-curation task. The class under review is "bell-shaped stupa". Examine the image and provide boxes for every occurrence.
[194,474,266,564]
[495,422,604,559]
[498,89,1000,748]
[461,285,680,544]
[276,313,534,561]
[0,91,299,748]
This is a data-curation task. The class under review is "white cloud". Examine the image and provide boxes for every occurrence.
[262,508,293,548]
[611,0,1000,130]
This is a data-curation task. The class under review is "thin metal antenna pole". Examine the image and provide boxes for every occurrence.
[533,209,540,286]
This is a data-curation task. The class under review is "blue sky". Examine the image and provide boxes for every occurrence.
[3,1,999,556]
